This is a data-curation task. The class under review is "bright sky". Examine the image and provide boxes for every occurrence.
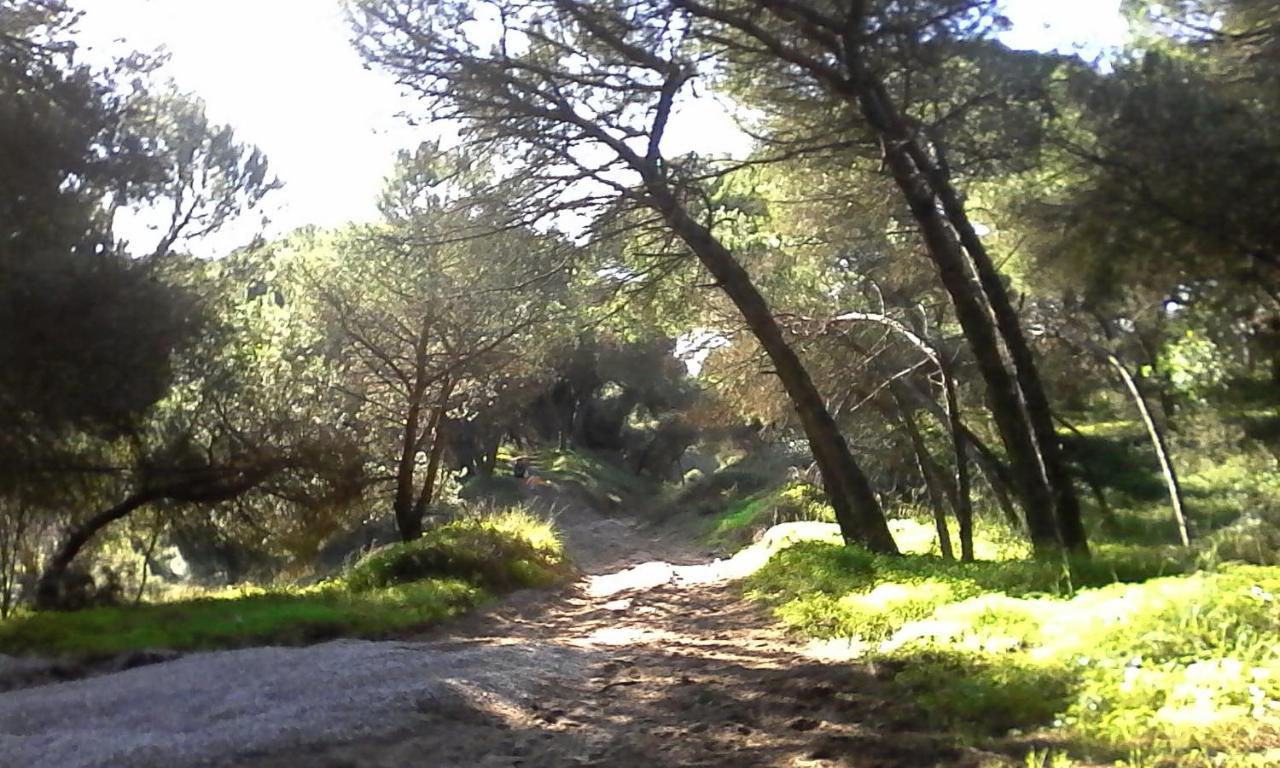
[73,0,1130,250]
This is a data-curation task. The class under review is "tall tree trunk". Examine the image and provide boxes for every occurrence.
[940,359,975,561]
[845,72,1060,557]
[393,395,426,542]
[36,490,159,610]
[891,374,1018,532]
[133,518,164,605]
[652,187,897,553]
[895,393,954,560]
[1107,354,1191,547]
[413,378,456,519]
[905,138,1087,553]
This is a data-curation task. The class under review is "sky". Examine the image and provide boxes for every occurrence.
[72,0,1131,250]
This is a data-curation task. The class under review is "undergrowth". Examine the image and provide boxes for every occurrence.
[345,506,566,592]
[703,481,836,549]
[746,543,1280,766]
[0,506,567,658]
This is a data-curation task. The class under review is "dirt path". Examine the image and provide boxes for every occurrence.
[0,492,1005,768]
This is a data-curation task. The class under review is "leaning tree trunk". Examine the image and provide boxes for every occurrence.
[652,187,897,553]
[845,73,1061,557]
[905,137,1087,554]
[413,378,456,520]
[940,359,976,562]
[895,394,954,560]
[1107,354,1191,547]
[35,490,159,610]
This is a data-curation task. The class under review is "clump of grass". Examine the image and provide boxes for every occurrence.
[744,540,1280,765]
[701,481,837,549]
[344,506,567,592]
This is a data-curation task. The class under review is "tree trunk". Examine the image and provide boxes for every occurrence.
[845,74,1060,557]
[35,490,159,610]
[393,394,426,542]
[0,498,31,619]
[413,378,456,519]
[940,359,975,561]
[905,138,1087,554]
[133,519,164,605]
[895,394,954,560]
[651,186,897,553]
[1108,354,1191,547]
[891,374,1018,532]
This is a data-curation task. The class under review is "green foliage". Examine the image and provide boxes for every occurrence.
[0,579,482,656]
[0,506,567,657]
[344,507,566,593]
[1158,330,1230,404]
[745,539,1280,764]
[532,448,658,508]
[703,482,837,550]
[892,650,1074,735]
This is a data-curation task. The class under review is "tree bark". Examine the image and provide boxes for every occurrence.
[393,333,432,542]
[1107,354,1191,547]
[133,518,164,605]
[413,378,456,519]
[905,138,1087,554]
[940,359,975,561]
[652,186,897,553]
[393,393,426,542]
[35,489,160,610]
[845,73,1061,557]
[895,393,954,560]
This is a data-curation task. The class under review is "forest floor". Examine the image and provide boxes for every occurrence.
[0,488,1011,768]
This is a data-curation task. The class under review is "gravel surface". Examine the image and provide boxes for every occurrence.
[0,493,980,768]
[0,638,592,768]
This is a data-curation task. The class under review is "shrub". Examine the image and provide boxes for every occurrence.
[344,507,566,593]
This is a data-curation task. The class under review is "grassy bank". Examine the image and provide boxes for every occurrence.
[746,543,1280,766]
[707,411,1280,765]
[0,508,567,658]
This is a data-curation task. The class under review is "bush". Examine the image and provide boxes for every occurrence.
[345,507,566,593]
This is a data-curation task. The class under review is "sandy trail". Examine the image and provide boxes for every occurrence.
[0,493,1000,768]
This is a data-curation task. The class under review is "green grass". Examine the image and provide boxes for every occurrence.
[1,506,568,658]
[698,481,836,549]
[0,579,483,657]
[744,541,1280,765]
[345,506,567,592]
[542,448,656,495]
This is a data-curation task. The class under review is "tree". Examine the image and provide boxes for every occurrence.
[0,2,292,606]
[670,0,1087,555]
[350,0,898,553]
[300,146,567,541]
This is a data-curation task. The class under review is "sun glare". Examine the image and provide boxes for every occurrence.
[72,0,1129,252]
